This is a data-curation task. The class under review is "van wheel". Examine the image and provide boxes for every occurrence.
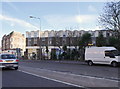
[88,61,93,66]
[111,62,117,67]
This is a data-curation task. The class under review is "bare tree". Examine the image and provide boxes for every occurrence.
[68,30,79,49]
[99,1,120,37]
[54,31,62,50]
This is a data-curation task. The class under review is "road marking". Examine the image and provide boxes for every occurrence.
[18,70,85,88]
[35,68,119,82]
[19,66,119,83]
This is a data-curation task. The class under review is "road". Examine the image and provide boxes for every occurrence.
[2,69,74,87]
[1,60,120,89]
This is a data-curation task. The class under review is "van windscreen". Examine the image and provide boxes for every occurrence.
[105,50,120,56]
[111,50,120,56]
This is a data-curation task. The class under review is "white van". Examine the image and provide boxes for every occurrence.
[85,47,120,67]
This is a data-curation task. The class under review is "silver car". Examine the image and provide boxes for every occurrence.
[0,54,19,70]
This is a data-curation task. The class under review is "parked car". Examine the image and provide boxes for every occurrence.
[0,54,19,70]
[85,47,120,67]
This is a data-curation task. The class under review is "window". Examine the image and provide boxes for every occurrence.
[42,38,45,41]
[31,32,34,37]
[48,38,52,45]
[27,33,31,38]
[107,33,110,37]
[105,50,115,58]
[1,54,16,59]
[49,40,52,45]
[34,32,38,37]
[111,50,120,56]
[28,38,31,46]
[10,44,13,48]
[34,38,37,44]
[63,35,66,37]
[10,38,13,42]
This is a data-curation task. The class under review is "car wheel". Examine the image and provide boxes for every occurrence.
[14,67,18,70]
[88,61,93,66]
[111,62,117,67]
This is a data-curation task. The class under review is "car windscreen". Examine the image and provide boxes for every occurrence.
[1,54,16,59]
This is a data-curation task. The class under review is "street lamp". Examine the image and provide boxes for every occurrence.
[29,16,41,30]
[29,16,42,60]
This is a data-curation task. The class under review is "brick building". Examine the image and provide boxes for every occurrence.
[1,31,26,56]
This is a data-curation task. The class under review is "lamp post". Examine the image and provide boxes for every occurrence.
[29,16,41,30]
[29,16,42,60]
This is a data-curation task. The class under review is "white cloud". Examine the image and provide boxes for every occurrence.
[0,14,39,30]
[10,23,15,27]
[43,15,76,30]
[75,15,97,23]
[44,14,98,27]
[88,5,97,12]
[44,15,75,25]
[79,26,101,31]
[43,14,99,31]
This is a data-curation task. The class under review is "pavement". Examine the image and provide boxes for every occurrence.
[52,60,86,64]
[21,59,87,65]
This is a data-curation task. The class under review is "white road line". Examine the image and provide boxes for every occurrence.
[19,66,119,83]
[18,70,85,88]
[35,68,119,82]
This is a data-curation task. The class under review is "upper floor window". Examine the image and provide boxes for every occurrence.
[48,38,52,45]
[28,38,31,46]
[42,38,45,41]
[28,38,31,41]
[34,32,38,37]
[10,44,13,49]
[10,38,13,42]
[34,38,37,44]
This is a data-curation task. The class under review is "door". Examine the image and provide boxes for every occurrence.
[104,50,115,64]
